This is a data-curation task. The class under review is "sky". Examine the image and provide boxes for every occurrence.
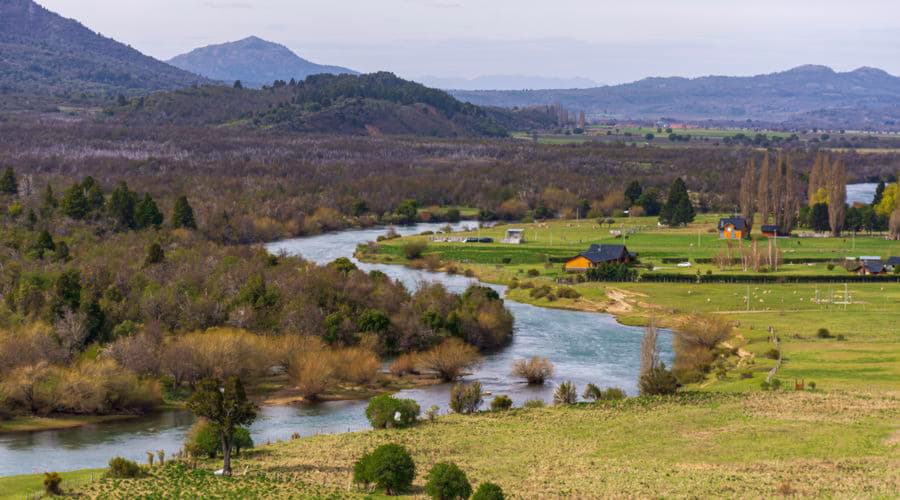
[38,0,900,85]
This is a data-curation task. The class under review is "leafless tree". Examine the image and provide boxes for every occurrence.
[640,321,660,377]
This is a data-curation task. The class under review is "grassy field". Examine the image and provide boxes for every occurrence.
[0,469,105,500]
[66,391,899,498]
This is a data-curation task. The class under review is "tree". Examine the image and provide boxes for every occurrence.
[777,154,799,232]
[425,462,472,500]
[827,156,846,237]
[640,321,660,379]
[637,188,661,216]
[187,377,258,476]
[810,203,830,232]
[60,184,88,220]
[32,230,55,259]
[756,152,771,224]
[171,196,197,229]
[41,184,58,216]
[395,199,419,224]
[660,177,694,227]
[890,207,900,241]
[135,194,164,229]
[873,180,886,207]
[807,152,825,204]
[0,166,18,195]
[233,80,243,89]
[739,157,757,231]
[145,242,165,266]
[86,183,105,213]
[107,182,136,229]
[51,269,82,317]
[624,180,643,205]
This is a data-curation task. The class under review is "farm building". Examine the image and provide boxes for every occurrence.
[564,244,633,272]
[761,225,790,238]
[848,258,888,275]
[887,257,900,271]
[501,228,525,244]
[718,217,749,240]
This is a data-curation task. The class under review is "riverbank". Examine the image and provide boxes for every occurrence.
[67,390,900,498]
[0,414,140,435]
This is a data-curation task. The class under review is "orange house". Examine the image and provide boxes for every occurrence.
[718,217,749,240]
[564,244,632,272]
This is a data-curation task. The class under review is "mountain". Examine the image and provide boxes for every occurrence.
[168,37,357,88]
[107,72,511,138]
[450,65,900,130]
[416,75,600,91]
[0,0,207,96]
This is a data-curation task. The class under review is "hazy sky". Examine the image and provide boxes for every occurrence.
[39,0,900,84]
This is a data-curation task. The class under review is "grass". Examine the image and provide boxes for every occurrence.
[0,469,105,500]
[67,391,899,498]
[0,414,137,434]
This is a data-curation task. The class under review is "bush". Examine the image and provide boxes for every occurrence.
[764,348,780,360]
[425,462,472,500]
[388,353,419,376]
[770,378,783,390]
[553,381,577,405]
[332,347,380,385]
[511,356,554,384]
[472,482,505,500]
[289,349,335,401]
[184,420,220,458]
[556,287,581,299]
[639,364,678,395]
[449,381,483,414]
[523,399,545,408]
[353,444,416,495]
[43,472,62,495]
[106,456,144,478]
[529,285,551,299]
[366,394,420,429]
[403,240,428,260]
[582,384,626,401]
[816,328,833,339]
[490,395,513,411]
[527,269,540,277]
[418,338,481,381]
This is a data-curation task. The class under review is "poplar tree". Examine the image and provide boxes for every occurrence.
[827,156,846,237]
[778,155,799,232]
[756,152,771,224]
[739,157,757,231]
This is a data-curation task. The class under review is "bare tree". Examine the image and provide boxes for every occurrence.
[53,309,88,357]
[771,153,785,230]
[640,321,660,377]
[828,155,847,237]
[756,152,771,224]
[890,207,900,241]
[807,152,825,204]
[739,157,757,231]
[778,155,799,232]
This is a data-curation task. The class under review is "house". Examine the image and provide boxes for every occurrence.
[564,244,633,272]
[861,260,887,275]
[718,218,749,240]
[761,225,790,238]
[886,257,900,272]
[501,228,525,244]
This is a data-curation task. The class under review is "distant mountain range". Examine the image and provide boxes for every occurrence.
[168,37,357,88]
[451,65,900,130]
[415,75,600,91]
[0,0,207,95]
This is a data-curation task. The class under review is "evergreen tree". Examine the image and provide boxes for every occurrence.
[187,377,258,476]
[624,180,643,205]
[54,240,70,262]
[810,203,830,232]
[171,196,197,229]
[86,183,105,213]
[135,194,164,229]
[144,242,165,266]
[60,184,89,220]
[32,230,55,259]
[26,208,37,230]
[756,152,771,224]
[233,80,243,89]
[0,167,18,195]
[660,177,695,227]
[107,182,136,229]
[873,181,886,207]
[41,184,58,215]
[81,300,107,344]
[51,269,82,317]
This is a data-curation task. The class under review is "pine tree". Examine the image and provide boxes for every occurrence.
[0,167,18,195]
[624,181,643,206]
[107,182,136,229]
[41,184,58,216]
[756,152,771,224]
[828,156,846,237]
[660,177,694,227]
[171,196,197,230]
[144,242,165,266]
[873,180,886,207]
[86,183,105,212]
[135,194,164,229]
[60,184,89,220]
[739,157,757,231]
[33,230,55,259]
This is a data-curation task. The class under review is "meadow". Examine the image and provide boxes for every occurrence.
[63,391,899,498]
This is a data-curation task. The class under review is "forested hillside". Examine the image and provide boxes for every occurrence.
[0,0,206,96]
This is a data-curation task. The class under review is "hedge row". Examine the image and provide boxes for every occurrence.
[640,273,900,284]
[677,257,840,265]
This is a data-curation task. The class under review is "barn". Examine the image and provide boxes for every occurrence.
[718,218,749,240]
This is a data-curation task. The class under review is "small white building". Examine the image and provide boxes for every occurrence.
[501,228,525,244]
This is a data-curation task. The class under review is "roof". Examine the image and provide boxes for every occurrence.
[718,217,748,231]
[864,261,886,274]
[761,225,780,232]
[575,244,629,264]
[506,228,525,234]
[887,257,900,266]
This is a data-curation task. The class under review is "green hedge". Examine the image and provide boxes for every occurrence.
[640,273,900,284]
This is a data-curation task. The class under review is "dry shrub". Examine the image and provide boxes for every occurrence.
[105,330,162,376]
[0,361,57,415]
[332,347,380,385]
[160,328,270,386]
[417,338,481,381]
[55,359,161,414]
[269,335,325,369]
[673,315,734,372]
[290,349,335,401]
[389,353,419,377]
[0,323,67,373]
[511,357,554,384]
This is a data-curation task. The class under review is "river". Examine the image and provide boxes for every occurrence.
[0,222,671,476]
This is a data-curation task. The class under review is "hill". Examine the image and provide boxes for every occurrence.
[167,36,357,88]
[108,72,510,138]
[0,0,207,97]
[416,74,600,91]
[451,65,900,130]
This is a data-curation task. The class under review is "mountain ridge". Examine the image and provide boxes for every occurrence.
[167,37,357,88]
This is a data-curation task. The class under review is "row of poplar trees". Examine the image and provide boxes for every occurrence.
[739,151,846,236]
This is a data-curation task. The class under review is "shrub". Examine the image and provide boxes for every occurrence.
[418,338,481,381]
[353,444,416,495]
[827,263,835,271]
[557,287,581,299]
[449,381,483,414]
[764,348,780,360]
[760,380,770,391]
[106,456,144,478]
[673,315,733,373]
[184,420,220,458]
[389,353,419,377]
[582,384,626,401]
[425,405,440,422]
[836,334,846,341]
[808,381,817,391]
[43,472,63,495]
[529,285,551,299]
[490,394,513,411]
[289,349,335,401]
[523,399,545,408]
[366,394,420,429]
[527,269,540,277]
[553,381,577,405]
[403,240,428,260]
[770,378,783,390]
[332,347,380,385]
[639,364,678,395]
[740,370,754,379]
[816,328,833,339]
[472,482,505,500]
[511,356,554,384]
[425,462,472,500]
